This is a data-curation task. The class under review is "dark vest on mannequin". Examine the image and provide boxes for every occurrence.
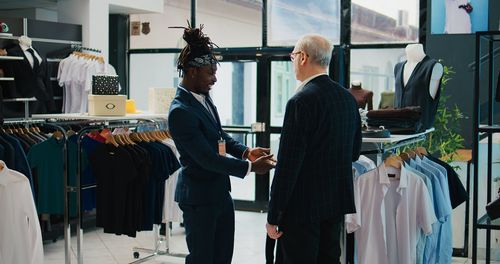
[4,44,55,114]
[394,56,442,129]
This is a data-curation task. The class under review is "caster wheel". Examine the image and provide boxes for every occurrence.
[133,252,140,259]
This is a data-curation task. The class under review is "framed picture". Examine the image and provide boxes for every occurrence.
[431,0,489,34]
[131,21,141,36]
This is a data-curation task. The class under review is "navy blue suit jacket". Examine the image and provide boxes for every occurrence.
[168,87,249,205]
[268,75,362,225]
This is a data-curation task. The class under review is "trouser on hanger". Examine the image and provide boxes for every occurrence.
[265,234,283,264]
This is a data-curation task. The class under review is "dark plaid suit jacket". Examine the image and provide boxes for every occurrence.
[268,75,361,225]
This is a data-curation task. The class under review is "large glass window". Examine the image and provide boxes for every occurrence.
[210,61,257,126]
[351,0,419,43]
[129,53,180,111]
[197,0,262,47]
[270,61,299,126]
[350,48,405,109]
[267,0,341,46]
[129,0,190,49]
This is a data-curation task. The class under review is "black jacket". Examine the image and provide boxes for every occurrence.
[5,45,55,113]
[268,75,362,225]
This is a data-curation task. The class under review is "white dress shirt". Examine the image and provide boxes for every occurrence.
[20,44,42,69]
[178,86,252,176]
[295,72,327,93]
[345,164,436,264]
[0,161,44,264]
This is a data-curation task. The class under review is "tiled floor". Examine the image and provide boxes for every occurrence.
[44,211,498,264]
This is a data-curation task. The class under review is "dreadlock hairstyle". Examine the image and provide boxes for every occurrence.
[169,21,219,76]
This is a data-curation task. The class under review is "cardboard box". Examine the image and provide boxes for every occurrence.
[88,95,126,116]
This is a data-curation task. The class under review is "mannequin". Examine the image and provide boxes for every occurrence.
[5,35,54,113]
[393,44,444,129]
[348,80,373,110]
[403,44,443,99]
[17,35,42,70]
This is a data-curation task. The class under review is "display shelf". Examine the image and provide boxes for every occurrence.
[479,125,500,133]
[32,112,167,121]
[362,128,435,143]
[472,31,500,264]
[4,97,36,102]
[0,56,24,61]
[477,214,500,230]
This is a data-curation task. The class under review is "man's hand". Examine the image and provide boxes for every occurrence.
[266,223,283,240]
[246,147,271,161]
[251,154,276,174]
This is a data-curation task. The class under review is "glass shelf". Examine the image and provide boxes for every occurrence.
[477,214,500,230]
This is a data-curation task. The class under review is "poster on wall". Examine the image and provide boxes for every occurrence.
[431,0,489,34]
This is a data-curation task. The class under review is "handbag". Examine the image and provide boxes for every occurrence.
[92,74,119,95]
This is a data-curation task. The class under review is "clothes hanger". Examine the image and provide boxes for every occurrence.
[384,155,402,169]
[52,130,63,140]
[130,132,143,143]
[415,146,428,157]
[399,152,410,162]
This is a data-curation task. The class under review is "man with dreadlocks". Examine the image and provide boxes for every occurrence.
[168,23,275,264]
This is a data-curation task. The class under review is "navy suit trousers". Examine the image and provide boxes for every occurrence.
[179,192,235,264]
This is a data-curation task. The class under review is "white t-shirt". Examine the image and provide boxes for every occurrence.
[445,0,471,34]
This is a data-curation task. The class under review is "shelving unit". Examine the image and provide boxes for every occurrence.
[0,17,82,119]
[472,31,500,264]
[0,55,24,60]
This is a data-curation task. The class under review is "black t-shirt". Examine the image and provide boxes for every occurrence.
[89,144,137,235]
[427,155,468,209]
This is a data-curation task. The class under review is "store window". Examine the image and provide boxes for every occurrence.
[270,61,299,126]
[350,48,405,109]
[210,61,257,126]
[129,0,190,49]
[129,53,180,111]
[351,0,419,44]
[267,0,341,46]
[197,0,262,47]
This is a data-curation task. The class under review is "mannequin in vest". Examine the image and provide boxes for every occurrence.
[394,43,443,129]
[348,80,373,110]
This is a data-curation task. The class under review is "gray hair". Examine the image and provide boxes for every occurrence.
[295,34,332,67]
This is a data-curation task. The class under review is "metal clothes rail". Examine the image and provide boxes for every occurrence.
[30,114,184,264]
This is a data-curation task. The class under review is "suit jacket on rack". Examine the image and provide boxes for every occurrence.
[5,45,55,113]
[268,75,362,225]
[168,87,249,205]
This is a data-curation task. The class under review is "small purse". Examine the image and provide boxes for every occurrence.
[92,74,119,95]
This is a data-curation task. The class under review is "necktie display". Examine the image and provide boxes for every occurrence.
[26,48,39,73]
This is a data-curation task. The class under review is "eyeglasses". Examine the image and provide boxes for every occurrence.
[289,51,308,61]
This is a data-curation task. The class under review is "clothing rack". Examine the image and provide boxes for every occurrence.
[70,44,101,53]
[30,114,184,264]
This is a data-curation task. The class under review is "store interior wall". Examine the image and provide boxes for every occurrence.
[426,0,500,148]
[0,8,58,22]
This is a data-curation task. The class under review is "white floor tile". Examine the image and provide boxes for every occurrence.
[42,211,496,263]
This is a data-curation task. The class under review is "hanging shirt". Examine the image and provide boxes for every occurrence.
[445,0,471,34]
[345,164,436,264]
[162,138,183,223]
[0,161,43,264]
[27,137,65,214]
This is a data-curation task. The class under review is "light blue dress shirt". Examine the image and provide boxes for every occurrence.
[421,156,453,264]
